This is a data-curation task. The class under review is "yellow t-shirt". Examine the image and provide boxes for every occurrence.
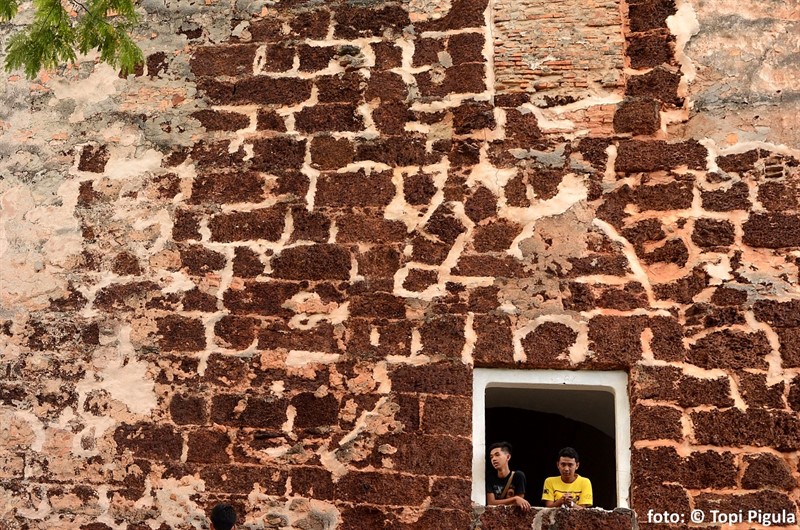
[541,475,593,506]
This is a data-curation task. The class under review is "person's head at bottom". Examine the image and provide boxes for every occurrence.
[210,503,237,530]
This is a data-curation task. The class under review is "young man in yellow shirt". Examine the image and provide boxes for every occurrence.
[541,447,593,509]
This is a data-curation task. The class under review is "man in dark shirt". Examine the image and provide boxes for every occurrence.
[486,441,531,511]
[210,504,237,530]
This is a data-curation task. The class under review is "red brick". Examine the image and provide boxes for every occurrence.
[692,218,735,247]
[295,104,363,133]
[473,314,514,367]
[310,135,355,170]
[614,98,661,136]
[78,145,109,172]
[114,423,182,460]
[170,394,207,425]
[415,64,487,97]
[625,67,683,107]
[419,316,465,358]
[741,453,796,490]
[390,362,471,396]
[738,372,785,409]
[743,213,800,248]
[626,31,675,69]
[209,208,285,242]
[214,316,259,350]
[290,393,339,429]
[677,376,733,408]
[179,245,226,275]
[631,405,682,441]
[316,170,394,207]
[251,137,306,173]
[453,255,525,278]
[187,429,230,463]
[289,9,330,39]
[422,396,470,436]
[355,137,427,167]
[522,322,577,368]
[694,491,796,521]
[198,77,312,106]
[190,140,246,170]
[366,71,408,102]
[191,44,257,76]
[357,246,401,279]
[200,464,286,495]
[448,32,484,65]
[191,110,250,131]
[418,0,488,31]
[692,408,800,450]
[298,44,334,72]
[211,394,288,429]
[687,330,770,370]
[157,315,205,352]
[272,244,351,280]
[258,321,338,353]
[337,213,406,243]
[232,247,264,277]
[316,72,364,103]
[373,42,402,70]
[334,5,410,39]
[387,433,471,477]
[350,292,406,319]
[256,109,286,131]
[701,181,751,211]
[587,316,646,368]
[190,171,265,204]
[223,281,301,316]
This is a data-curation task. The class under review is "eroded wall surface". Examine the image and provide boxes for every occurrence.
[0,0,799,528]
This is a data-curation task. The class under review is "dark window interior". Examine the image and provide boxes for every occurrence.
[485,386,617,510]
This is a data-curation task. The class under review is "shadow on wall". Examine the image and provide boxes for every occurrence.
[486,408,617,510]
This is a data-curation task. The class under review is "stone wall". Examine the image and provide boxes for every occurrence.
[1,0,799,528]
[493,0,625,97]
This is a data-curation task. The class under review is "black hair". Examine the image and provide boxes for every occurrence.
[558,447,580,462]
[489,441,512,455]
[210,504,237,530]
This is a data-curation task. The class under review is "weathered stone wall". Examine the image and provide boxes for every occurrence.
[1,0,799,528]
[493,0,625,96]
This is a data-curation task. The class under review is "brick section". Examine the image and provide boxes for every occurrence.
[156,316,206,351]
[390,362,471,396]
[211,394,288,428]
[631,405,683,441]
[272,245,351,280]
[170,394,207,425]
[743,213,800,248]
[686,330,771,370]
[741,453,797,490]
[692,408,800,451]
[613,98,660,135]
[209,208,285,243]
[616,140,707,172]
[114,423,183,460]
[337,470,428,505]
[190,171,265,204]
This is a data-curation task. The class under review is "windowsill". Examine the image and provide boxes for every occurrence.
[475,505,637,530]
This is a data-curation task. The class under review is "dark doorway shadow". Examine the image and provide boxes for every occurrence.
[486,407,617,510]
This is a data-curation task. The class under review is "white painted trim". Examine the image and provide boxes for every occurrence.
[472,369,631,508]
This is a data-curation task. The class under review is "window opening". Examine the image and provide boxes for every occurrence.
[472,369,630,509]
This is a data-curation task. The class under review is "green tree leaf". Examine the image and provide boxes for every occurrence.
[2,0,143,79]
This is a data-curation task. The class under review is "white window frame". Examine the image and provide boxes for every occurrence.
[472,368,631,508]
